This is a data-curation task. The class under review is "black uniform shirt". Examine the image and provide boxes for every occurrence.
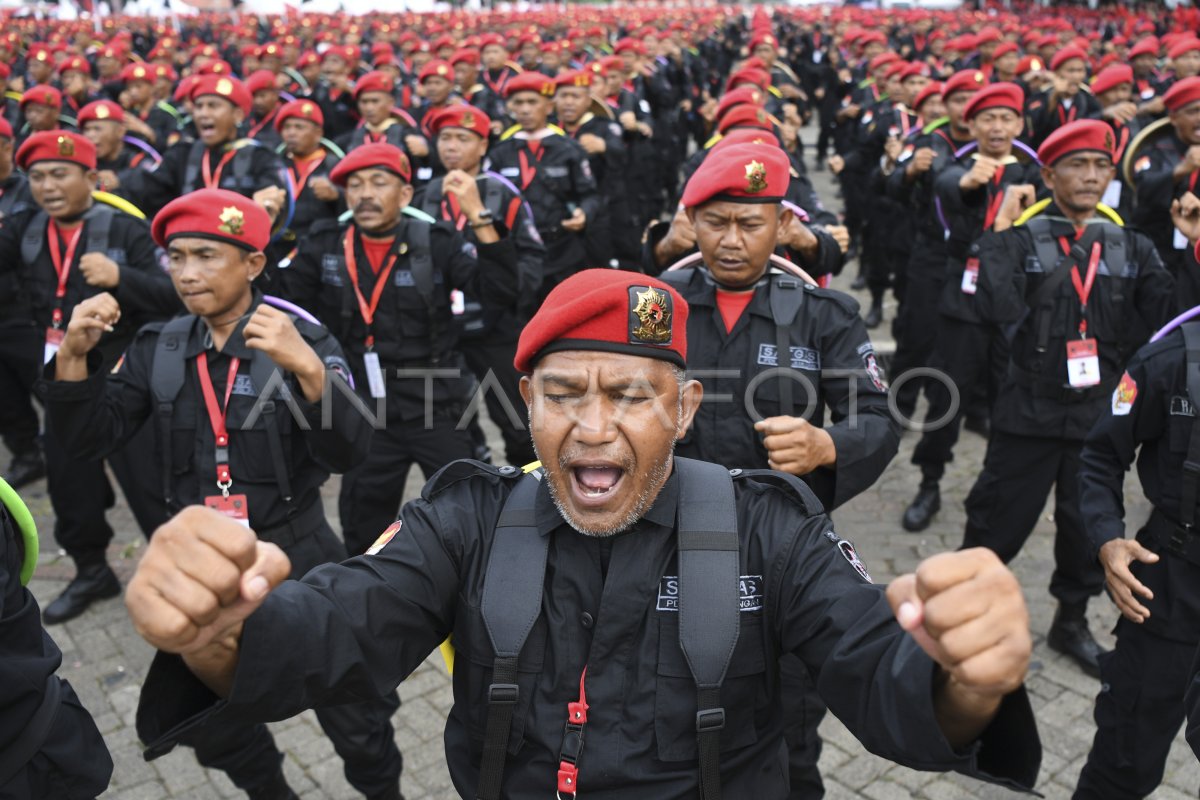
[35,301,369,530]
[135,461,1040,799]
[665,268,899,509]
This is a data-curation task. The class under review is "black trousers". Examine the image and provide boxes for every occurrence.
[911,316,1005,482]
[1074,619,1196,799]
[181,519,404,797]
[780,655,825,800]
[41,411,115,567]
[889,259,945,420]
[461,336,536,468]
[0,327,40,454]
[339,413,476,556]
[962,432,1105,604]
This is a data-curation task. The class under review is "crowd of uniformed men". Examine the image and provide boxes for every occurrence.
[10,1,1200,797]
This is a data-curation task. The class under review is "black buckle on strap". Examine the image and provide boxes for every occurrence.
[487,683,519,705]
[696,708,726,733]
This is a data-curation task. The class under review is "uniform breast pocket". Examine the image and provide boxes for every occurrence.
[392,288,430,338]
[749,365,821,422]
[450,598,547,757]
[653,612,769,762]
[540,165,572,197]
[225,400,295,484]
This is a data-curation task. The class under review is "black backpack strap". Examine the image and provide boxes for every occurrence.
[482,175,504,221]
[1024,220,1103,353]
[83,204,115,259]
[1101,223,1132,360]
[476,470,547,800]
[182,140,207,193]
[674,457,740,800]
[150,316,197,511]
[768,274,805,418]
[1181,323,1200,528]
[248,347,297,516]
[404,220,443,365]
[20,211,48,266]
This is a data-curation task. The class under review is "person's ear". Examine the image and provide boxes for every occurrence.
[677,378,704,438]
[246,251,267,282]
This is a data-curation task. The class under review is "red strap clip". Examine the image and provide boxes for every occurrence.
[557,761,579,796]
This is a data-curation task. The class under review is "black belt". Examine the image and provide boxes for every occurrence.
[256,501,327,548]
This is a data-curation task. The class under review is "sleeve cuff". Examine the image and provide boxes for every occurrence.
[34,351,106,402]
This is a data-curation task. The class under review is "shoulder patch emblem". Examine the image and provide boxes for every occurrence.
[838,539,872,583]
[366,520,402,555]
[1112,371,1137,416]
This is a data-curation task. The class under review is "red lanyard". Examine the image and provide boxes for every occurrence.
[201,147,238,188]
[196,351,241,492]
[1059,235,1102,336]
[342,226,398,349]
[1057,102,1077,127]
[982,164,1007,231]
[443,192,467,230]
[518,143,543,190]
[289,149,326,194]
[246,107,278,140]
[47,221,83,328]
[557,667,589,798]
[1111,124,1130,164]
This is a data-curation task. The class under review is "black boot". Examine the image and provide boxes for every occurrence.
[902,481,940,532]
[864,301,883,330]
[42,561,121,625]
[246,767,299,800]
[367,783,404,800]
[3,444,45,489]
[1047,602,1107,678]
[850,273,867,291]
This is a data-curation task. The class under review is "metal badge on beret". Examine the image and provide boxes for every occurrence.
[218,206,245,236]
[629,286,673,345]
[745,159,768,193]
[57,135,74,157]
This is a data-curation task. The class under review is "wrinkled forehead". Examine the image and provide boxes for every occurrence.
[531,351,679,392]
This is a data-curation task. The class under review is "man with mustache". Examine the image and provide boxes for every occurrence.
[36,189,404,800]
[122,267,1040,799]
[964,119,1175,678]
[278,142,518,557]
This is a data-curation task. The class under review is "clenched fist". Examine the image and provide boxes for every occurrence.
[959,155,1002,191]
[755,415,836,476]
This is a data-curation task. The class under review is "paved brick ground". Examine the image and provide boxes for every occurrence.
[12,133,1197,799]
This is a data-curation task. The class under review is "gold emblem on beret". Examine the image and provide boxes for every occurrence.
[974,71,985,83]
[216,78,234,96]
[1031,58,1042,70]
[1104,130,1114,150]
[302,102,314,116]
[218,206,245,236]
[57,135,74,157]
[461,110,475,128]
[437,64,448,76]
[95,104,110,119]
[745,159,768,193]
[133,66,146,79]
[631,286,673,345]
[44,90,55,105]
[35,50,47,61]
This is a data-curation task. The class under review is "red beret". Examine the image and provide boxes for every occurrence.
[868,52,901,73]
[57,55,89,75]
[449,48,480,67]
[245,69,278,95]
[0,117,10,139]
[858,31,887,49]
[151,188,271,252]
[514,269,688,373]
[748,31,778,52]
[555,69,594,90]
[0,64,10,81]
[426,103,490,138]
[726,67,771,92]
[975,26,1002,45]
[1090,64,1134,96]
[1037,118,1115,166]
[942,68,988,98]
[1165,76,1200,112]
[964,81,1024,119]
[329,142,412,186]
[1169,37,1200,61]
[78,99,125,126]
[882,62,907,82]
[1050,46,1088,72]
[154,64,178,83]
[479,33,506,50]
[913,81,943,111]
[991,41,1019,60]
[1016,55,1044,75]
[16,130,96,171]
[274,98,324,131]
[355,70,395,98]
[174,75,200,104]
[715,85,765,120]
[417,59,454,84]
[711,127,777,150]
[191,75,252,116]
[715,102,773,134]
[505,71,556,97]
[1128,37,1159,59]
[196,60,233,76]
[899,62,929,81]
[431,35,456,53]
[20,85,61,109]
[613,38,646,55]
[681,142,790,208]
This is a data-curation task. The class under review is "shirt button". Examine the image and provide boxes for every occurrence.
[580,612,594,629]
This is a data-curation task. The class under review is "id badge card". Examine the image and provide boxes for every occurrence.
[43,327,64,365]
[450,289,465,316]
[204,493,251,528]
[1175,227,1190,250]
[1066,338,1101,388]
[961,257,980,295]
[363,351,387,399]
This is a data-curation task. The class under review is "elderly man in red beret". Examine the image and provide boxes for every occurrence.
[1129,75,1200,309]
[489,72,601,302]
[961,119,1175,678]
[38,187,406,800]
[277,142,518,558]
[0,130,180,624]
[122,265,1040,799]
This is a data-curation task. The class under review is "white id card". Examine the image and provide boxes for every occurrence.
[43,327,64,365]
[961,257,980,295]
[1175,227,1190,250]
[450,289,465,316]
[1066,339,1101,388]
[363,351,387,399]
